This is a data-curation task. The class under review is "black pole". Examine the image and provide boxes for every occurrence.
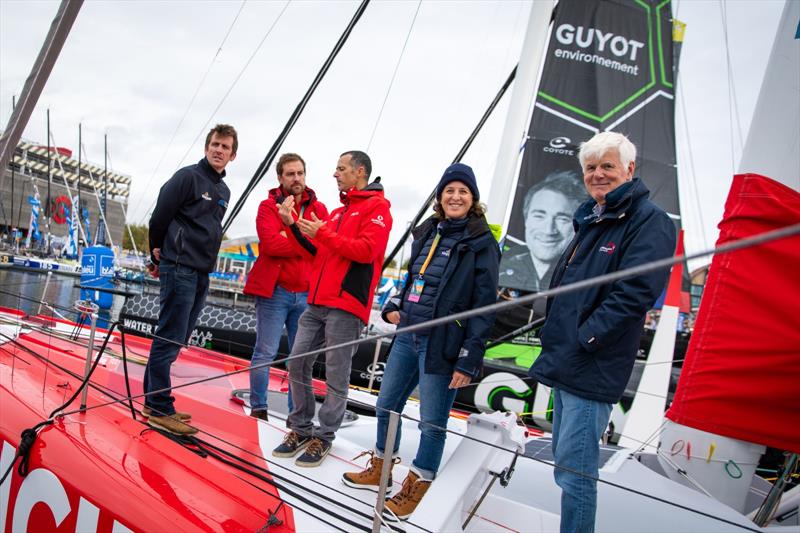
[16,179,26,230]
[381,66,518,270]
[0,0,84,190]
[103,133,108,242]
[9,95,15,243]
[222,0,372,234]
[78,123,82,248]
[46,108,52,253]
[98,133,108,246]
[10,162,14,240]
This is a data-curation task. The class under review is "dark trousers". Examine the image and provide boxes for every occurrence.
[143,260,209,416]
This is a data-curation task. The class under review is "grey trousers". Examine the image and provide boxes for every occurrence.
[287,304,363,442]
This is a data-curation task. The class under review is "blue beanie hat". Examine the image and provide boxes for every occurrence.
[436,163,479,201]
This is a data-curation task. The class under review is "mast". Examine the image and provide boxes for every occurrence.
[10,96,15,244]
[222,0,371,233]
[0,0,83,198]
[96,133,108,246]
[78,123,83,248]
[46,108,52,254]
[485,0,555,228]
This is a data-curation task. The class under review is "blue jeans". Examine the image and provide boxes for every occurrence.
[143,260,209,416]
[249,287,307,412]
[375,333,457,480]
[551,387,613,533]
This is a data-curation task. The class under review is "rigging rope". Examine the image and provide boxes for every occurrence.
[138,0,292,225]
[677,81,709,250]
[718,0,745,174]
[222,0,372,234]
[131,0,248,223]
[365,0,422,152]
[48,221,800,420]
[2,222,798,531]
[381,65,518,270]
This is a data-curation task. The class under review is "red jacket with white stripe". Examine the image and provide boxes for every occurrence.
[243,186,328,298]
[298,180,392,323]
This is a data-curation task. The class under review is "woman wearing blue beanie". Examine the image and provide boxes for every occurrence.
[342,162,500,520]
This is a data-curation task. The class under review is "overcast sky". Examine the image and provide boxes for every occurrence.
[0,0,786,267]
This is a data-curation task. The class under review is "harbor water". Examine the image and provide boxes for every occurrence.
[0,268,132,327]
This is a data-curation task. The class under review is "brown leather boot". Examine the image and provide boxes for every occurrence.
[384,471,431,521]
[141,406,192,421]
[342,450,400,493]
[148,415,198,436]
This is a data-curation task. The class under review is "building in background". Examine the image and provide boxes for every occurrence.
[0,137,130,250]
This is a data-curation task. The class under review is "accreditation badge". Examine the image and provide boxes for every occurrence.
[407,277,425,303]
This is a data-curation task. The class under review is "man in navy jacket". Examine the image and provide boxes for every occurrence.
[144,124,237,436]
[530,132,676,533]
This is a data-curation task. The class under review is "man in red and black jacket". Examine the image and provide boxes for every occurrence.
[243,153,328,422]
[272,150,392,467]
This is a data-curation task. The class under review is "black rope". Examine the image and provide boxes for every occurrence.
[117,326,138,419]
[0,420,53,484]
[0,322,118,484]
[222,0,371,233]
[3,223,797,531]
[400,404,764,533]
[173,435,367,532]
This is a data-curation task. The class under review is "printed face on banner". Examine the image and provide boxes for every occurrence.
[524,189,576,263]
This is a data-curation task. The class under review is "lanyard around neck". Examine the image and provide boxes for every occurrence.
[417,231,442,278]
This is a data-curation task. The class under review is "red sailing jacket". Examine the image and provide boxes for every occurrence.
[299,180,392,323]
[243,186,328,298]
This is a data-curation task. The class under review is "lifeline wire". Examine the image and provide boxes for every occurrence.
[5,223,797,531]
[54,220,800,419]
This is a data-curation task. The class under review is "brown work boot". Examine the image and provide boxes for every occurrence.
[148,415,198,436]
[141,406,191,421]
[384,471,431,521]
[342,450,400,493]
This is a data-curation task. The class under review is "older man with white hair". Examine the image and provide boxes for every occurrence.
[529,131,676,533]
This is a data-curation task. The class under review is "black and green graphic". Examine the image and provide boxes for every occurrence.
[500,0,680,294]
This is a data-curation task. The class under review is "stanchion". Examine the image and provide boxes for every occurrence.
[372,410,400,532]
[75,299,99,410]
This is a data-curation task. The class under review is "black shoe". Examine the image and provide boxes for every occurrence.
[250,408,269,421]
[295,437,332,467]
[272,431,311,458]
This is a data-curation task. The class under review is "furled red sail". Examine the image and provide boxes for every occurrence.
[665,174,800,453]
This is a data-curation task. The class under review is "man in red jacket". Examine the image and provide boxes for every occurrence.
[272,150,392,467]
[243,153,328,422]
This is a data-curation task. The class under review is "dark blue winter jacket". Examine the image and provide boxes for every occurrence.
[383,214,500,377]
[149,157,230,273]
[400,217,468,333]
[530,178,676,403]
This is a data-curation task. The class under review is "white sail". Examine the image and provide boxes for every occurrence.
[737,0,800,190]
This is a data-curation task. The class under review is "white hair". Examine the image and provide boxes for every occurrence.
[578,131,637,169]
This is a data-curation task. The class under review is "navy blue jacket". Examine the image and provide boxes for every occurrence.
[530,179,676,403]
[400,217,468,332]
[384,214,500,377]
[149,157,230,273]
